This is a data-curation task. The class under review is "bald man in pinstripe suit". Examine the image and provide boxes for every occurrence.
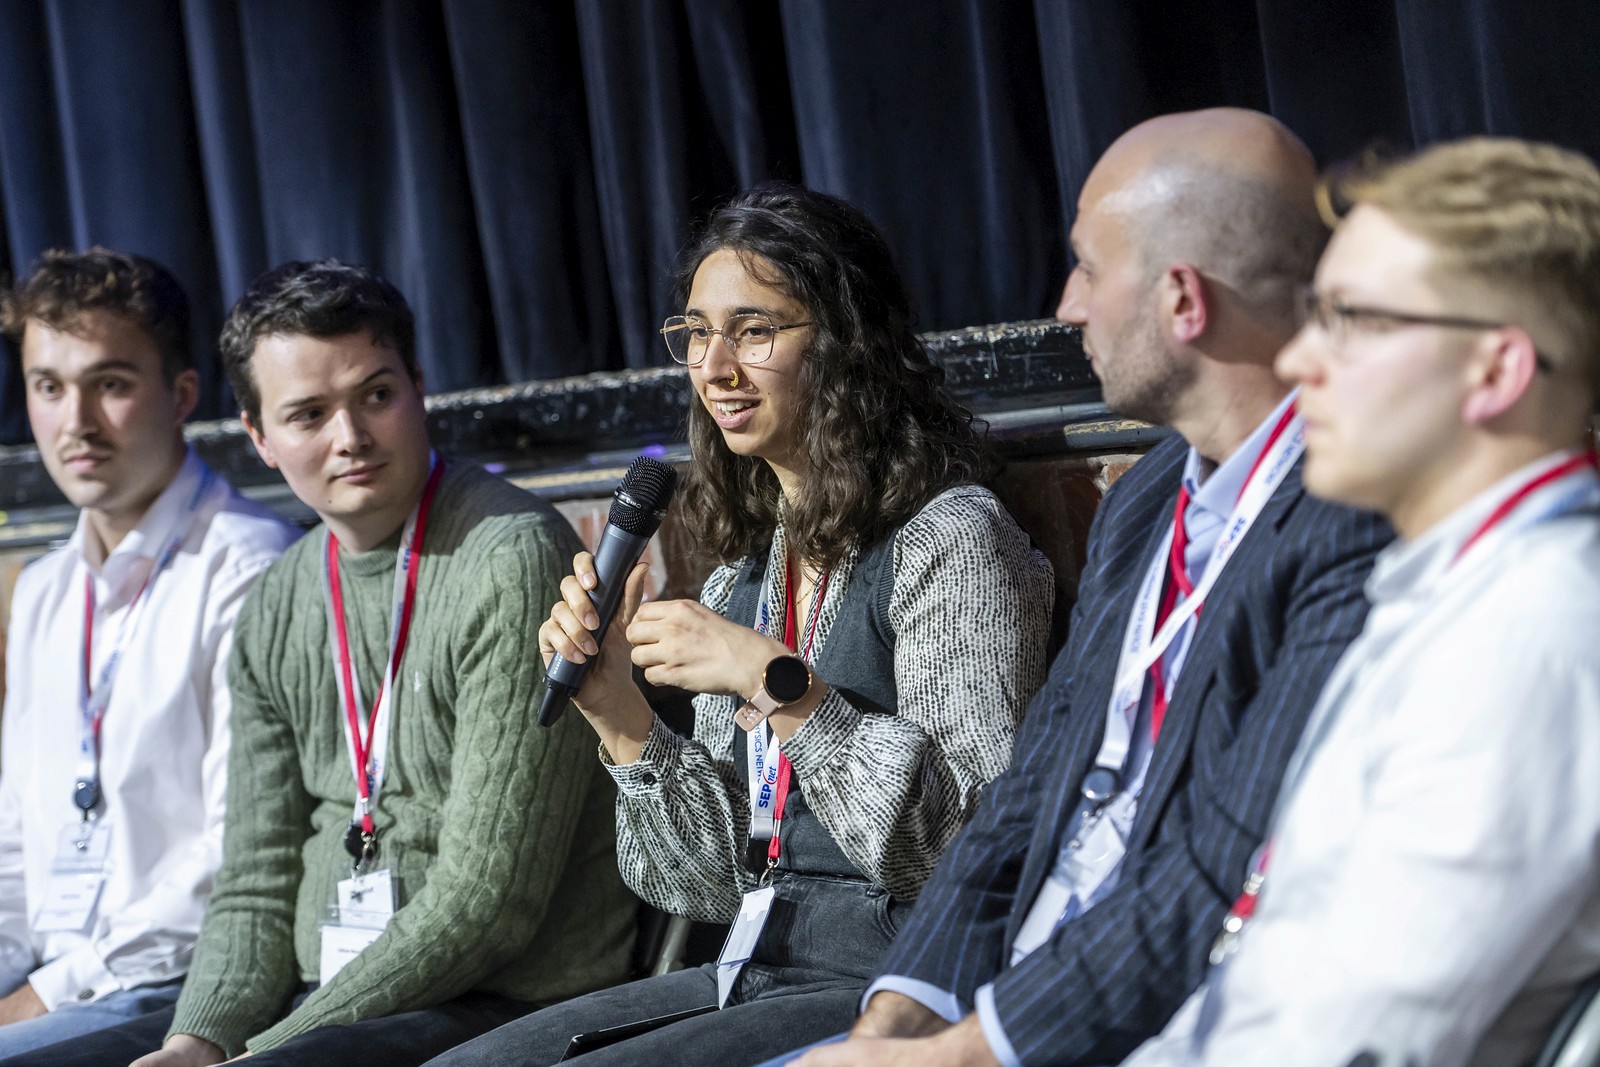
[786,110,1394,1067]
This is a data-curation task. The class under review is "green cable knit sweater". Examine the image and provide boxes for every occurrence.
[169,464,636,1056]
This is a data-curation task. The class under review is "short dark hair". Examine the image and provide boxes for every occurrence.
[0,246,193,381]
[674,182,985,569]
[221,259,417,424]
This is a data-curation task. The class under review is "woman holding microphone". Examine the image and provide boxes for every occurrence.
[429,183,1054,1067]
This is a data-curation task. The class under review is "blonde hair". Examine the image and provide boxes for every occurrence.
[1326,138,1600,392]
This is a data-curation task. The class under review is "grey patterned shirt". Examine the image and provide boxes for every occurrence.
[604,485,1055,921]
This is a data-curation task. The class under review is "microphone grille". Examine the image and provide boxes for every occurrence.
[608,456,679,536]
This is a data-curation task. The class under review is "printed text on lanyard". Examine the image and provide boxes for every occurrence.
[76,468,216,825]
[745,555,828,879]
[1086,402,1305,803]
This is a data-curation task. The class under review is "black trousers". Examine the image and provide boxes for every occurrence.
[426,871,905,1067]
[0,987,533,1067]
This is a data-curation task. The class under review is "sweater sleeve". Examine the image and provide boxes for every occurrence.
[779,486,1054,899]
[606,566,761,922]
[167,583,311,1055]
[243,523,599,1051]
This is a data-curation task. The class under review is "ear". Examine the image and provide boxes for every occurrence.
[241,409,280,470]
[1461,328,1539,424]
[170,368,201,425]
[1163,263,1208,344]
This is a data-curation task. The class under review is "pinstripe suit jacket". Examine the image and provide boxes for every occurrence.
[873,431,1393,1065]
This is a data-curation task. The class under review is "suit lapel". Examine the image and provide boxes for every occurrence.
[1002,443,1187,949]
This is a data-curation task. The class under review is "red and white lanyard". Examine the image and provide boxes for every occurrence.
[76,466,216,817]
[746,554,828,868]
[1090,400,1305,787]
[1210,449,1600,965]
[323,457,445,866]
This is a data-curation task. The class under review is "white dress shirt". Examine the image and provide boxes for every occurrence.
[0,451,298,1009]
[1123,452,1600,1067]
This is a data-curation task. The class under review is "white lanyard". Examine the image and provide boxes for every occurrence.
[76,467,215,807]
[744,552,826,845]
[1091,406,1306,783]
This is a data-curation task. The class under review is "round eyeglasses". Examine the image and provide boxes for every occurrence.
[660,314,813,367]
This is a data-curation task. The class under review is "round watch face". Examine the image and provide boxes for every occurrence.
[764,655,812,704]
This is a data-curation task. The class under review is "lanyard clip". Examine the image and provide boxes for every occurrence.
[344,822,378,876]
[351,832,377,878]
[72,777,101,821]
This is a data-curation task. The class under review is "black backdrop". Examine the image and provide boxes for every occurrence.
[0,0,1593,444]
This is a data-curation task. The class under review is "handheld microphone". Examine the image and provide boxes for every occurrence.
[537,456,678,727]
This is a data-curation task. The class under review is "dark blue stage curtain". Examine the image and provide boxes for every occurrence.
[0,0,1592,443]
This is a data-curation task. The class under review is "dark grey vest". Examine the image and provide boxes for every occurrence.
[729,536,898,879]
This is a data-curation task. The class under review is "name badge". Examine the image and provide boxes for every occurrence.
[319,925,382,984]
[36,820,113,934]
[715,886,775,1008]
[337,869,396,930]
[318,869,397,982]
[52,820,111,874]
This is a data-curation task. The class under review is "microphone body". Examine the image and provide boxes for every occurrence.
[538,456,677,726]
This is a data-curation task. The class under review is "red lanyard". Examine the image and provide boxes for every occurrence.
[764,556,829,863]
[1453,449,1600,565]
[1148,486,1195,739]
[1147,404,1300,740]
[327,461,445,837]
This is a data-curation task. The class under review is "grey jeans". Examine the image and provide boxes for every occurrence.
[425,871,907,1067]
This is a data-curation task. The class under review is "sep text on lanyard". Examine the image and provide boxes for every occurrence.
[1080,401,1305,805]
[323,457,445,873]
[1208,449,1600,967]
[744,556,828,875]
[75,467,216,821]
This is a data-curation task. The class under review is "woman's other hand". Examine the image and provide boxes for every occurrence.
[627,598,790,701]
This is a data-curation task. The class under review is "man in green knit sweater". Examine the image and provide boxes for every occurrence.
[9,261,637,1067]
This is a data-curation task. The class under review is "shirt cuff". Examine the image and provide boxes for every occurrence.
[29,946,119,1011]
[974,983,1025,1067]
[600,715,679,798]
[860,975,966,1023]
[778,688,860,776]
[0,938,35,999]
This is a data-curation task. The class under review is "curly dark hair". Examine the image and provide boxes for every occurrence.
[676,183,985,570]
[221,259,416,425]
[1,247,192,382]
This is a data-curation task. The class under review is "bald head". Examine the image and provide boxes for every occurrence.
[1084,108,1326,332]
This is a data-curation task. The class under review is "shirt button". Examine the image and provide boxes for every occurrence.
[76,989,94,1001]
[640,772,657,786]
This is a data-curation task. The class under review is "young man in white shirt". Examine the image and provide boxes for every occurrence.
[0,248,298,1056]
[1122,138,1600,1067]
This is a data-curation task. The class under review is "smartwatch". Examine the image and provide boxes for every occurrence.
[732,655,814,732]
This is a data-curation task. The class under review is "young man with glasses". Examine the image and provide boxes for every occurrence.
[0,249,298,1055]
[1120,137,1600,1067]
